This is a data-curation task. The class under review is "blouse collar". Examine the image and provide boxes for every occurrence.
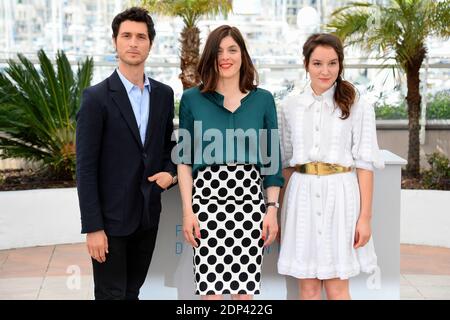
[203,88,257,109]
[303,83,336,111]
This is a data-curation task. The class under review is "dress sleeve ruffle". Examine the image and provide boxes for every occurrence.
[351,97,385,170]
[278,98,294,169]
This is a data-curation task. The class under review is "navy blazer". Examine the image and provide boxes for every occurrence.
[76,70,176,236]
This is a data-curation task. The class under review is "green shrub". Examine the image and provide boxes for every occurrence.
[0,50,94,180]
[426,90,450,119]
[375,102,407,119]
[174,99,180,118]
[375,90,450,120]
[422,152,450,190]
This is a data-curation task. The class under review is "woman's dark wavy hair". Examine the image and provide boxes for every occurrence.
[198,25,258,93]
[303,33,356,119]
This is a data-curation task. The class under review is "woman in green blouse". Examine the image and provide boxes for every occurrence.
[177,25,283,300]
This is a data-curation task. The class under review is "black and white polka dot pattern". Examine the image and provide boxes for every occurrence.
[192,164,266,295]
[193,164,264,202]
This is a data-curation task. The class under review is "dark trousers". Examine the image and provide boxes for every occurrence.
[92,227,158,300]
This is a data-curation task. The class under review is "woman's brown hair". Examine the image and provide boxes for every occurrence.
[303,33,356,119]
[197,25,258,93]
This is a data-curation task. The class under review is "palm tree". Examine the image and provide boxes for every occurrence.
[141,0,232,89]
[0,50,94,180]
[328,0,450,177]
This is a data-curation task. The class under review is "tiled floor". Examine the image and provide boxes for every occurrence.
[0,243,93,300]
[400,244,450,300]
[0,243,449,300]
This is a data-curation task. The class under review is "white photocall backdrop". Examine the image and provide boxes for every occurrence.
[140,150,406,299]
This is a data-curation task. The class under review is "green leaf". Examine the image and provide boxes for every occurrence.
[0,50,94,179]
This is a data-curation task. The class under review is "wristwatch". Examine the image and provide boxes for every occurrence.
[170,172,178,184]
[266,202,279,209]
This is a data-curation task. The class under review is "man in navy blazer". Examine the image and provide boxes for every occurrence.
[76,7,177,300]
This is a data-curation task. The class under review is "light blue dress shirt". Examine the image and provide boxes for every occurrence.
[117,68,151,144]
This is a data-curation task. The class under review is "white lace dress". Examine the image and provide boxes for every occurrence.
[277,84,384,280]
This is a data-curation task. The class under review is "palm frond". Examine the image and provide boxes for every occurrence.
[329,10,371,46]
[428,0,450,38]
[0,136,50,161]
[38,49,65,127]
[328,0,450,72]
[140,0,231,27]
[55,50,75,125]
[6,55,57,137]
[71,56,94,119]
[330,2,373,16]
[0,50,94,179]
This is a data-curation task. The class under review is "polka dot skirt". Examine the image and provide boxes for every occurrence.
[192,164,266,295]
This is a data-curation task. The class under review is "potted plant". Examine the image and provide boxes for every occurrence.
[0,50,93,249]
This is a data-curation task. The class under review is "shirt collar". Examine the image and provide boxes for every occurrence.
[203,88,256,109]
[303,82,336,110]
[116,68,151,94]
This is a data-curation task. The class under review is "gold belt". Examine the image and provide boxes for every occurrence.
[295,162,352,176]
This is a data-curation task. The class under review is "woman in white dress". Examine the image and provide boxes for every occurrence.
[277,33,384,300]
